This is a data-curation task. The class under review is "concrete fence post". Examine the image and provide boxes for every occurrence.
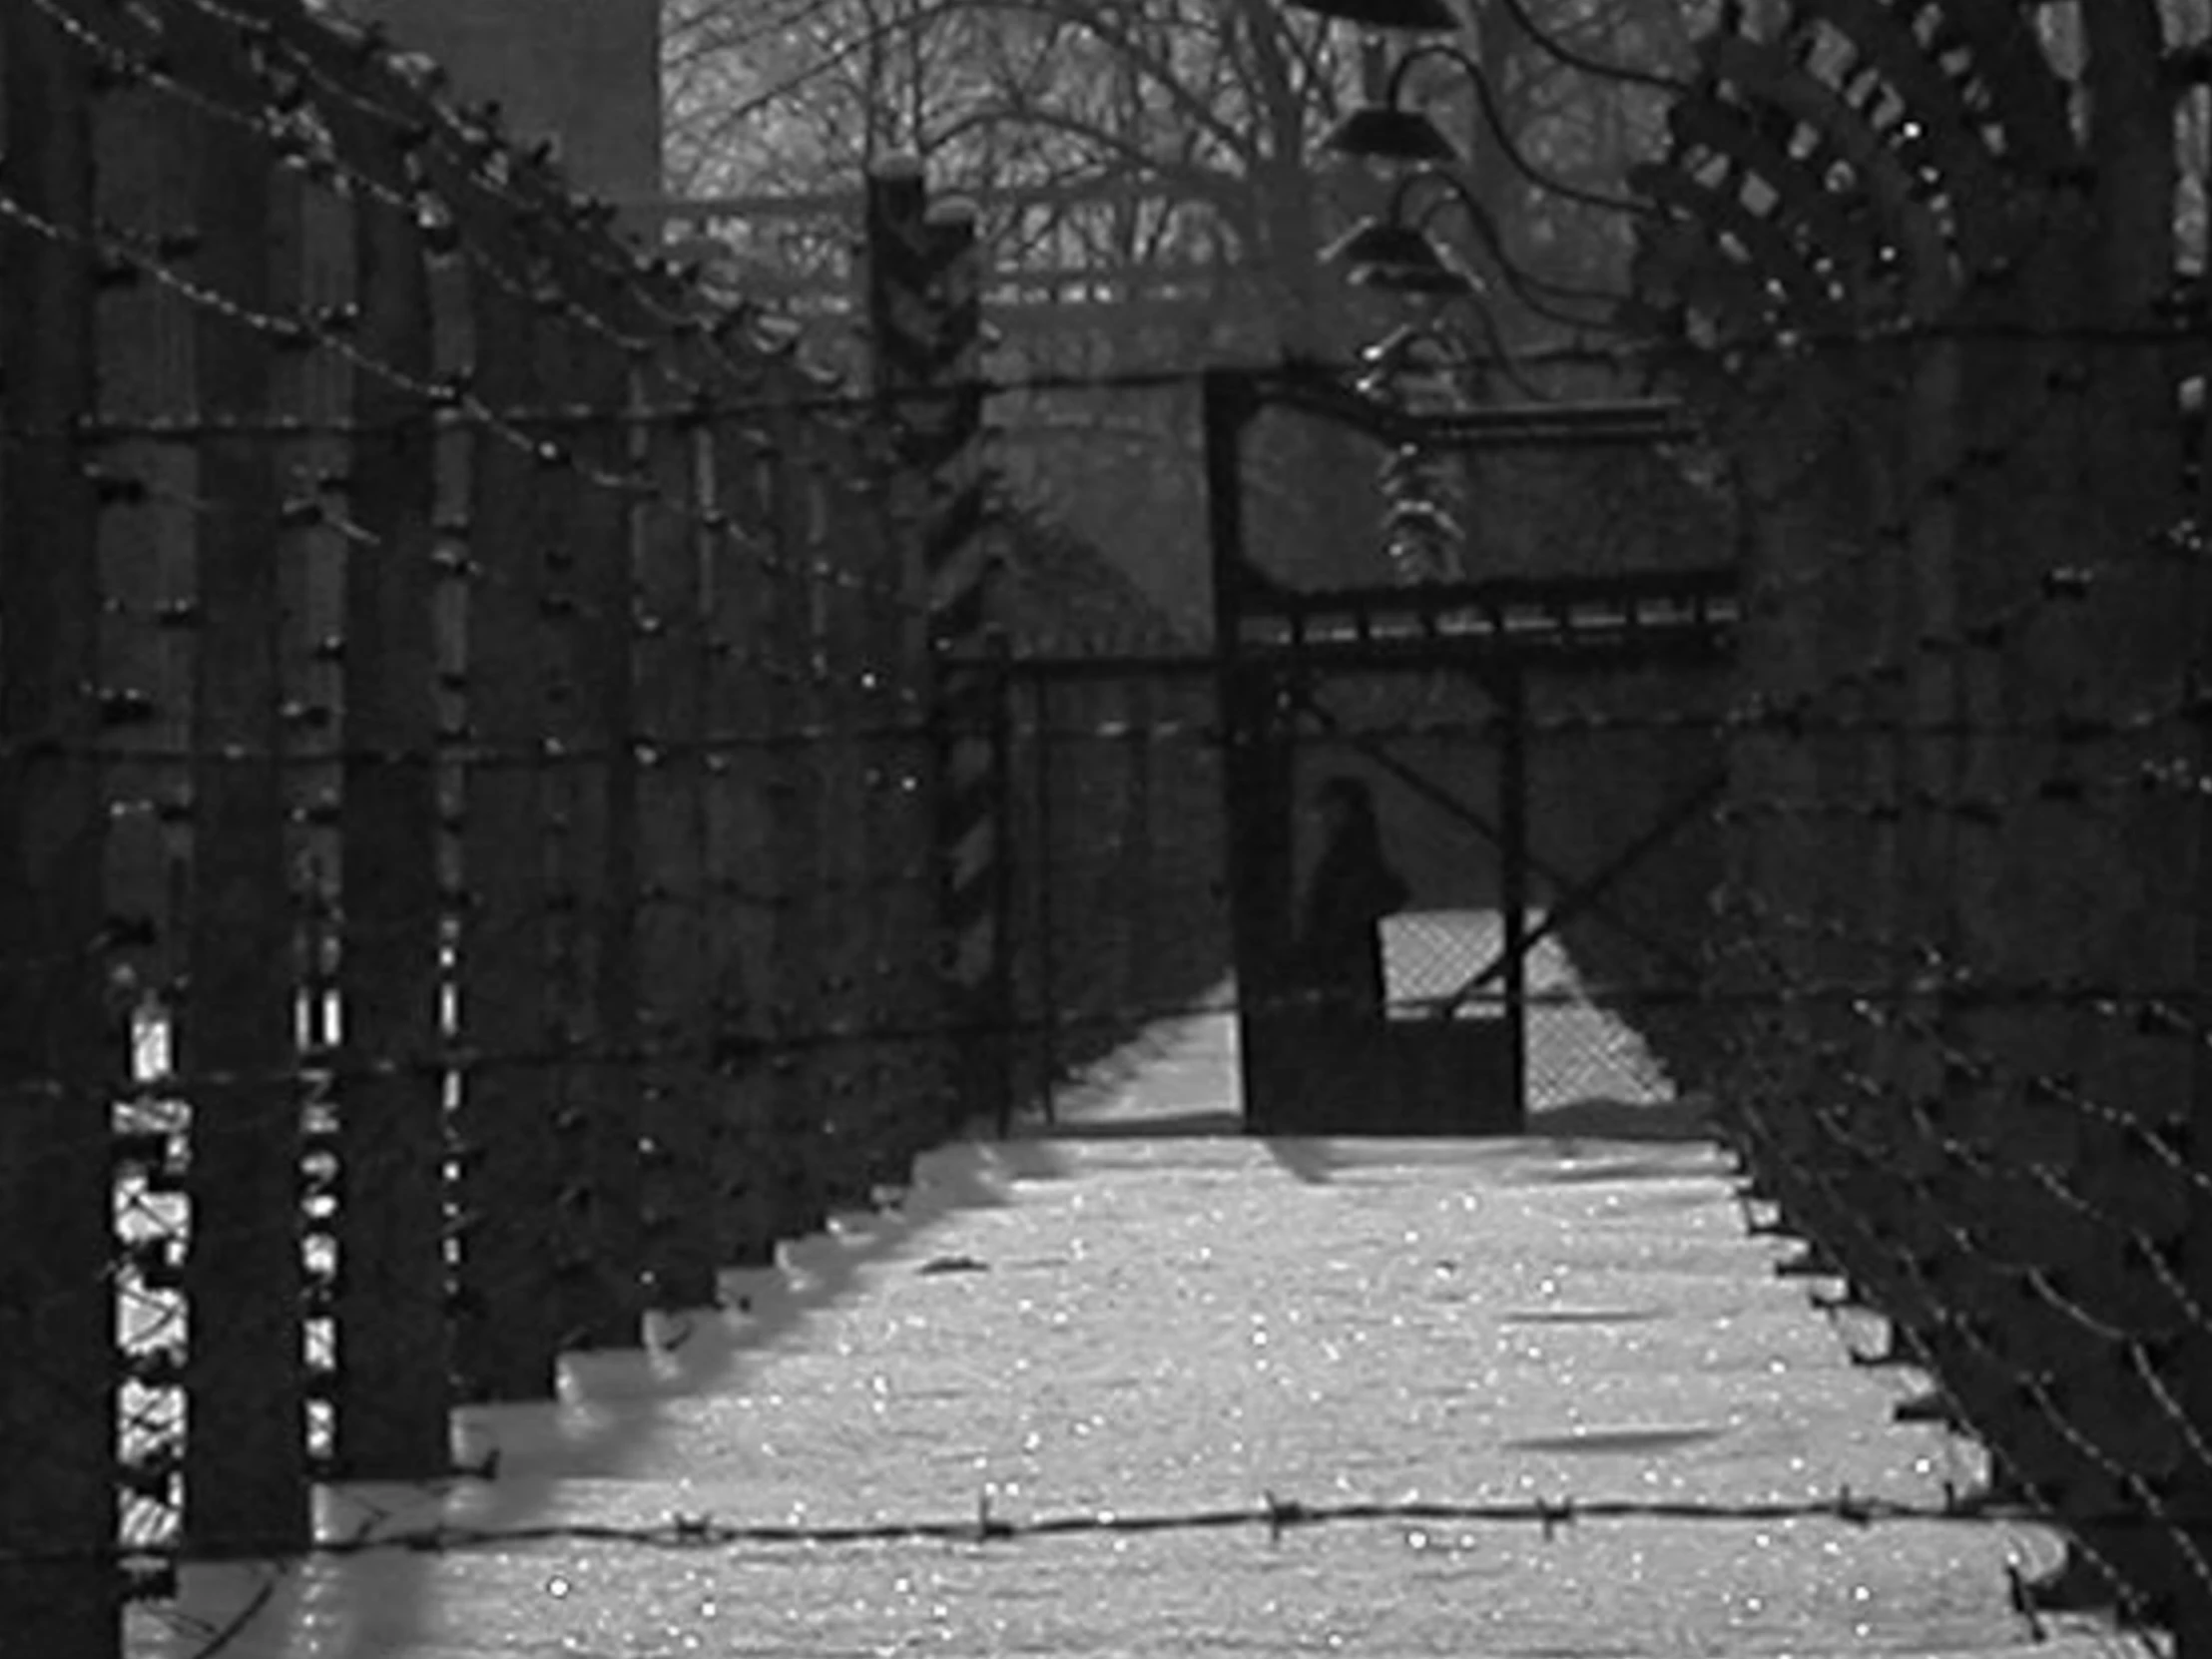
[320,27,452,1481]
[862,160,1004,1133]
[174,0,311,1559]
[443,163,566,1404]
[0,4,124,1649]
[633,326,721,1313]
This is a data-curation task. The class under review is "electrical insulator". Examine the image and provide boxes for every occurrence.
[1357,322,1474,584]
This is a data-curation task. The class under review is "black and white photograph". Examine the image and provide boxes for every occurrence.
[0,0,2205,1654]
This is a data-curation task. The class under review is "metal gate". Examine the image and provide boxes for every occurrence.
[1203,364,1739,1136]
[969,364,1739,1136]
[1221,649,1530,1134]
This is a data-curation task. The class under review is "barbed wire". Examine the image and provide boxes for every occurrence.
[0,304,2202,436]
[9,2,2212,1656]
[1698,848,2212,1618]
[8,657,2210,770]
[0,8,928,621]
[1709,1040,2203,1639]
[6,1485,2186,1573]
[4,962,2212,1110]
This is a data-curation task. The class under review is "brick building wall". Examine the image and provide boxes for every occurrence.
[338,0,664,209]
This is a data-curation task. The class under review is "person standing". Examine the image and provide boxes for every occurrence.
[1292,776,1409,1022]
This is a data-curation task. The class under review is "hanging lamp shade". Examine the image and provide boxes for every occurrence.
[1354,259,1477,297]
[1322,218,1476,297]
[1280,0,1460,33]
[1324,103,1460,166]
[1323,218,1436,270]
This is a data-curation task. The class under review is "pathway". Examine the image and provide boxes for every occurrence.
[132,963,2127,1657]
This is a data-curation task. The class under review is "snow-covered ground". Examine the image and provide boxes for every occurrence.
[127,918,2130,1658]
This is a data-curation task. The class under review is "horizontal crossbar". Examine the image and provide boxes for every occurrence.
[1229,566,1740,671]
[1218,363,1697,451]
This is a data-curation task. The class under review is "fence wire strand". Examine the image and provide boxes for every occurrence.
[5,0,2212,1656]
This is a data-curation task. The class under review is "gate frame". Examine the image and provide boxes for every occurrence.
[1200,362,1737,1133]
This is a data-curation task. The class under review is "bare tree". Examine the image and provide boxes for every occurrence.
[666,0,1697,337]
[661,0,1696,613]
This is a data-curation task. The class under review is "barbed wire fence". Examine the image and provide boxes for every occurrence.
[0,1,1155,1652]
[1632,8,2212,1648]
[973,319,2212,1658]
[6,1,2212,1657]
[974,5,2212,1650]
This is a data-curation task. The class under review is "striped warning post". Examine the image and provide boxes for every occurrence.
[862,161,1009,1131]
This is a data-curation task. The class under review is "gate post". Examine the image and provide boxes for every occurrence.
[864,161,1007,1133]
[1206,369,1305,1131]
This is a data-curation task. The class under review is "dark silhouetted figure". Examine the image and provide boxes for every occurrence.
[1293,776,1408,1022]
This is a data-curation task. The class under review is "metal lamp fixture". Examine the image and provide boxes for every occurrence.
[1325,104,1458,167]
[1325,37,1660,227]
[1321,41,1486,169]
[1279,0,1459,33]
[1289,0,1487,583]
[1321,165,1501,298]
[1314,43,1499,297]
[1322,217,1477,296]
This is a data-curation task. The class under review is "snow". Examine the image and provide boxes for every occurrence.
[126,921,2127,1658]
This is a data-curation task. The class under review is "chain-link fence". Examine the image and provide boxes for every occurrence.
[1003,663,1232,1117]
[1519,665,1732,1114]
[1267,661,1722,1124]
